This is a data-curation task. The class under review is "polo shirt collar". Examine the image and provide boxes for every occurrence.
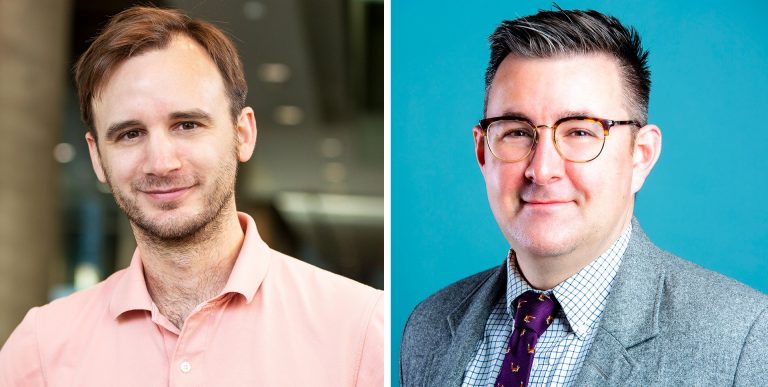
[109,212,272,318]
[219,212,272,303]
[109,249,154,319]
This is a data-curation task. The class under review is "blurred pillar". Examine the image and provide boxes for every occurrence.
[0,0,71,343]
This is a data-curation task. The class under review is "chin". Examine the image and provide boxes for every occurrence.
[111,175,236,242]
[152,215,228,242]
[127,198,229,241]
[507,224,580,258]
[134,208,205,239]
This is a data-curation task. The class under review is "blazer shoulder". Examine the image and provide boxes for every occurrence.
[645,247,768,361]
[400,267,500,386]
[640,248,768,383]
[660,251,768,312]
[624,222,767,318]
[401,267,498,356]
[406,267,498,331]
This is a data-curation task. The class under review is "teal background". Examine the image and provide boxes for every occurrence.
[392,0,768,383]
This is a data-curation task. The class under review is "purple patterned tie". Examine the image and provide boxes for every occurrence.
[494,291,559,387]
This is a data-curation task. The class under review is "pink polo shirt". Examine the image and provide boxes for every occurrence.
[0,212,383,386]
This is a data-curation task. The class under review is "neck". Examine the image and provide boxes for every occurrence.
[515,213,632,290]
[515,253,580,290]
[134,203,245,329]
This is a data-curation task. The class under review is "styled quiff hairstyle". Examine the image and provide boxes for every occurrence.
[485,8,651,125]
[74,6,247,138]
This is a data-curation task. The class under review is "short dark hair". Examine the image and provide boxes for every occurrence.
[485,8,650,125]
[74,6,247,138]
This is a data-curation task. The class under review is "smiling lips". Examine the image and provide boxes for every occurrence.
[524,199,571,204]
[522,198,573,209]
[142,186,193,201]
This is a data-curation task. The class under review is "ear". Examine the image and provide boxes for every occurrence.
[473,125,487,176]
[235,107,257,162]
[630,124,662,194]
[85,132,107,183]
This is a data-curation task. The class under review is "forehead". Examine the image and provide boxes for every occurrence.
[91,35,227,132]
[486,54,627,120]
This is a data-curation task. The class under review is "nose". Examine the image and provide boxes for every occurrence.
[524,127,565,185]
[142,131,182,176]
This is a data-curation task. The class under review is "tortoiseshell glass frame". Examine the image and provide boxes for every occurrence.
[478,115,640,163]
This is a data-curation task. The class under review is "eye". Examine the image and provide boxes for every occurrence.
[178,122,199,130]
[565,128,596,137]
[495,124,533,138]
[117,129,143,141]
[503,129,531,138]
[504,129,533,138]
[488,120,534,143]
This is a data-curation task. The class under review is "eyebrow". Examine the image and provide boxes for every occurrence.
[557,110,598,119]
[491,109,598,123]
[105,119,142,141]
[104,109,214,141]
[169,109,213,123]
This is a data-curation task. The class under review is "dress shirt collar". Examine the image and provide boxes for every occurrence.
[505,223,632,340]
[109,212,272,318]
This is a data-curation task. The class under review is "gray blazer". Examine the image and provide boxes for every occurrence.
[400,220,768,386]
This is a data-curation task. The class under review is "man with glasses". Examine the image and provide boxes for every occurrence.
[401,8,767,386]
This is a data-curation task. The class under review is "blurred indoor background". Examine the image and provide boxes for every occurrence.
[0,0,383,344]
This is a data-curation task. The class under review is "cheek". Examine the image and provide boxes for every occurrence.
[485,162,526,203]
[186,144,222,165]
[571,160,632,206]
[563,164,594,199]
[102,151,142,182]
[180,142,232,177]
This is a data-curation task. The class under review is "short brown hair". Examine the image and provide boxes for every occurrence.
[74,6,247,137]
[485,9,650,126]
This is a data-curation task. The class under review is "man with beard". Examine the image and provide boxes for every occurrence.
[400,8,767,386]
[0,6,383,386]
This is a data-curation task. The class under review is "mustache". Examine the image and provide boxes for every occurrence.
[132,175,198,192]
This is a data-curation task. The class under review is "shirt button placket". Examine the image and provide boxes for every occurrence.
[179,360,192,374]
[171,303,217,385]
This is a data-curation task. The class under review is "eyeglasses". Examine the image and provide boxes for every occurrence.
[478,115,640,163]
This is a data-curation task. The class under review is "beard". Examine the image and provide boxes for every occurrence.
[103,154,238,243]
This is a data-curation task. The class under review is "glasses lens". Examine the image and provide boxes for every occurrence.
[486,120,535,161]
[555,119,606,162]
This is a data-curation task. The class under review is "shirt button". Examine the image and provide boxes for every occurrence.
[179,361,192,373]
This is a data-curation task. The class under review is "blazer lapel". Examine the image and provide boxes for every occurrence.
[575,218,663,386]
[427,264,506,387]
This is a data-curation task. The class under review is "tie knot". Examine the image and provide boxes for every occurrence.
[513,291,558,334]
